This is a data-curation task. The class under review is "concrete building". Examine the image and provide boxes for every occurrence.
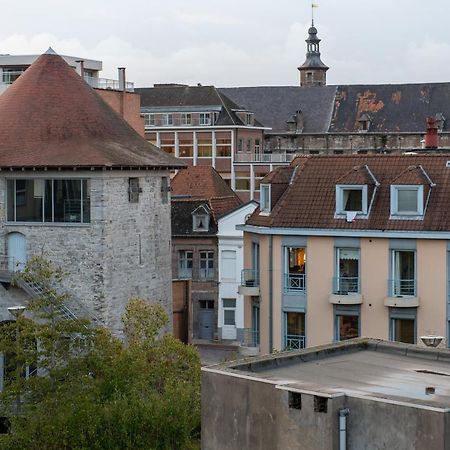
[0,50,183,341]
[238,154,450,354]
[217,200,258,342]
[171,166,241,341]
[202,338,450,450]
[0,51,144,136]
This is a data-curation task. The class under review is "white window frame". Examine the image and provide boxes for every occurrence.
[193,213,209,232]
[143,113,155,127]
[222,299,236,326]
[391,249,416,297]
[199,113,211,126]
[162,113,173,126]
[260,184,271,214]
[335,184,368,216]
[181,113,192,126]
[390,185,424,217]
[178,250,193,279]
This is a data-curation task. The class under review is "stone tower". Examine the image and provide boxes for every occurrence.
[298,21,329,87]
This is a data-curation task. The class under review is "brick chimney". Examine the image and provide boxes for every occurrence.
[425,117,439,149]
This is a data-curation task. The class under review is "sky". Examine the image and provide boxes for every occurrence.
[1,0,450,88]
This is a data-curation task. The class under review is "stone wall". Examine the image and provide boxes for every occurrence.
[0,170,173,336]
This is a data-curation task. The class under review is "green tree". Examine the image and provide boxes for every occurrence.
[0,258,201,450]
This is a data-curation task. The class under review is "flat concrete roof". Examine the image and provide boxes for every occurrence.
[204,339,450,411]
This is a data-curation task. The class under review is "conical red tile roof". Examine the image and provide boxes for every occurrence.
[0,50,184,169]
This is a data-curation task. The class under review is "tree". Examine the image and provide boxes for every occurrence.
[0,258,201,450]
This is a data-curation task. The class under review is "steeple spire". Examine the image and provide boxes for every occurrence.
[298,9,328,87]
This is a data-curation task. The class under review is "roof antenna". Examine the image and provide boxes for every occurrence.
[311,2,319,26]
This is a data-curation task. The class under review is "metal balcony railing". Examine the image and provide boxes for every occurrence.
[240,328,260,347]
[388,279,416,297]
[84,75,134,92]
[234,152,295,163]
[241,269,259,287]
[333,277,360,295]
[284,334,306,351]
[284,273,306,293]
[178,268,192,279]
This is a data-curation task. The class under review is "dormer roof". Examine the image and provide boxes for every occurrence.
[0,51,183,170]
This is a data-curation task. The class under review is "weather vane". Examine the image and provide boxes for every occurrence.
[311,2,319,25]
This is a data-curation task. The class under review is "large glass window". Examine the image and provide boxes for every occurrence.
[284,312,305,350]
[197,135,212,157]
[335,308,360,341]
[335,248,360,294]
[216,136,231,157]
[199,113,211,126]
[179,138,193,158]
[391,318,415,344]
[391,250,416,296]
[285,247,306,293]
[7,179,90,224]
[200,251,214,280]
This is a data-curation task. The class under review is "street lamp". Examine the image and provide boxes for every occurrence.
[7,306,26,415]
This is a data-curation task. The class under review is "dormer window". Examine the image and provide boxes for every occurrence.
[199,113,211,126]
[192,205,210,232]
[390,185,424,217]
[336,185,368,216]
[260,184,271,214]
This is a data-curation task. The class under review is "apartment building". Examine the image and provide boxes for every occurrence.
[0,50,182,339]
[171,166,241,340]
[239,154,450,354]
[135,84,294,201]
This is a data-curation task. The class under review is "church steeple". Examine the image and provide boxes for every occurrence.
[298,20,329,87]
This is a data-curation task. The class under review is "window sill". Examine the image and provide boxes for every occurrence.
[389,214,424,221]
[5,221,91,228]
[384,296,419,307]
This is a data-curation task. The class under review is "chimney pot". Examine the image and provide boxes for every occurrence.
[118,67,126,92]
[425,116,439,149]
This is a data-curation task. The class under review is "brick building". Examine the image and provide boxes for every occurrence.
[0,50,182,337]
[171,166,241,340]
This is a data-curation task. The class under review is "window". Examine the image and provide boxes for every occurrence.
[314,396,328,413]
[221,250,236,280]
[306,72,313,83]
[288,392,302,410]
[390,309,416,344]
[285,247,306,293]
[222,299,236,326]
[7,178,90,224]
[246,139,253,152]
[216,137,232,157]
[199,300,214,309]
[160,135,175,155]
[284,312,305,350]
[181,113,191,126]
[335,248,360,294]
[200,251,214,280]
[178,137,193,158]
[143,113,155,127]
[162,114,173,126]
[255,139,261,153]
[199,113,211,126]
[336,185,368,215]
[391,250,416,296]
[390,185,424,216]
[197,135,212,157]
[193,212,210,232]
[335,306,360,341]
[178,250,193,279]
[237,139,244,152]
[128,178,141,203]
[161,177,169,204]
[235,177,250,192]
[245,113,253,126]
[260,184,271,213]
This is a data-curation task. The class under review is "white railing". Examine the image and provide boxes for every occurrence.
[234,152,295,163]
[84,75,134,92]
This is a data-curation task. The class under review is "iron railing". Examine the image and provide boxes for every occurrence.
[333,277,360,295]
[284,334,306,351]
[241,269,259,287]
[388,279,416,297]
[240,328,260,347]
[0,255,18,272]
[84,75,134,92]
[284,273,306,293]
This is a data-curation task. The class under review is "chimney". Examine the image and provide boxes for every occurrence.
[75,60,85,78]
[118,67,126,92]
[425,117,439,149]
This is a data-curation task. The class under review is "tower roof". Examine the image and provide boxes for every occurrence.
[0,51,183,169]
[299,22,329,71]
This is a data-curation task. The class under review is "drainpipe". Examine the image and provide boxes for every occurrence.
[269,235,273,352]
[339,408,350,450]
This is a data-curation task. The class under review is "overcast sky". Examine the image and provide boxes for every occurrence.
[1,0,450,87]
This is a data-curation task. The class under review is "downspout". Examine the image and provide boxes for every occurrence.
[269,235,273,352]
[339,408,350,450]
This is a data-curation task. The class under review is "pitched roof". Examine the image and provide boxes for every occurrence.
[171,165,240,200]
[136,85,263,127]
[0,51,183,169]
[247,154,450,232]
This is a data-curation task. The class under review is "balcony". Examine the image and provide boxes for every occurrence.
[234,152,295,164]
[238,328,260,357]
[238,269,260,296]
[284,273,306,294]
[84,75,134,92]
[384,279,419,307]
[329,277,362,305]
[284,334,306,351]
[178,268,192,279]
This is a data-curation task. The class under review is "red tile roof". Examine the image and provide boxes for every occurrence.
[247,154,450,232]
[171,165,238,199]
[0,51,183,169]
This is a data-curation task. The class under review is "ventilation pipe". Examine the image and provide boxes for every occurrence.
[339,408,350,450]
[425,117,439,149]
